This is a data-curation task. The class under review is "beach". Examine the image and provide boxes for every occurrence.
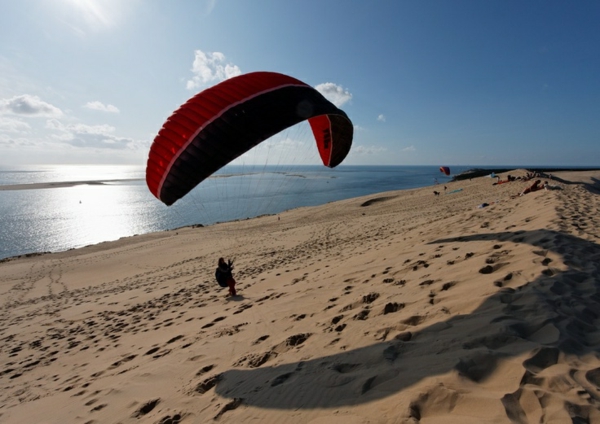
[1,169,599,423]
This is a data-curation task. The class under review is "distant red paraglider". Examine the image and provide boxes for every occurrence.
[439,166,450,176]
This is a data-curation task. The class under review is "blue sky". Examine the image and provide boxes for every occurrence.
[0,0,598,167]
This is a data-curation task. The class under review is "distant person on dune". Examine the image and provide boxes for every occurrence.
[216,258,237,297]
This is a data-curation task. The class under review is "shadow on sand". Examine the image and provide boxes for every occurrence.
[210,227,600,418]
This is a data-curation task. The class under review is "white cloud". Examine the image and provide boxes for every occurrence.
[45,119,136,149]
[261,136,310,151]
[402,145,416,152]
[0,133,36,148]
[353,145,387,155]
[0,133,14,146]
[186,50,242,90]
[377,114,386,122]
[84,101,120,113]
[315,83,352,107]
[0,117,30,133]
[0,95,63,117]
[46,119,114,134]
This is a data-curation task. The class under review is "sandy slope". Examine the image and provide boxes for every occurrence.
[1,170,599,423]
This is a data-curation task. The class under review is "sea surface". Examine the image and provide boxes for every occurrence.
[0,164,474,260]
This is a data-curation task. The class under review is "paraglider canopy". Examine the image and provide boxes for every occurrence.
[146,71,354,206]
[439,166,451,176]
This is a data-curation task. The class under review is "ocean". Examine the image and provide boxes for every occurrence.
[0,164,470,260]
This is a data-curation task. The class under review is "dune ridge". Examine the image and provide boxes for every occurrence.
[1,169,599,423]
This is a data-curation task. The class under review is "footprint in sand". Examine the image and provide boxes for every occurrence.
[331,315,344,325]
[236,334,311,367]
[166,335,184,344]
[194,374,222,394]
[412,260,430,271]
[195,364,215,376]
[360,369,400,395]
[334,324,347,332]
[145,347,160,355]
[479,265,496,274]
[252,335,270,345]
[493,272,515,287]
[270,372,293,387]
[362,293,379,303]
[152,349,171,359]
[331,363,360,373]
[441,281,456,291]
[383,302,405,315]
[214,398,243,420]
[403,315,426,326]
[339,292,381,315]
[233,303,253,315]
[132,398,160,417]
[353,309,370,320]
[293,314,307,321]
[157,413,183,424]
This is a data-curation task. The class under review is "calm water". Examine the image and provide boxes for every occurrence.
[0,164,467,260]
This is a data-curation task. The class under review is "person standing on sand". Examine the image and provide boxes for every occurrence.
[216,258,237,297]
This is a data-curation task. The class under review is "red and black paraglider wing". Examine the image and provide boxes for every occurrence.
[146,71,353,206]
[439,166,450,176]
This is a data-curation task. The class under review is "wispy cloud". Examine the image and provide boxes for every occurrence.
[0,95,63,117]
[0,93,146,156]
[186,50,242,90]
[315,83,352,108]
[377,114,386,122]
[84,101,120,113]
[353,145,387,155]
[45,119,137,149]
[0,133,34,148]
[0,117,30,133]
[402,145,416,152]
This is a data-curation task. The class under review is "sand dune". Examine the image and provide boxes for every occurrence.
[1,169,599,423]
[0,179,144,191]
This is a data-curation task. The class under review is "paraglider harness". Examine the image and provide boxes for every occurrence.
[215,259,234,288]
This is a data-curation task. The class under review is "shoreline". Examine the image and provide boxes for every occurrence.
[2,168,599,263]
[0,168,454,262]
